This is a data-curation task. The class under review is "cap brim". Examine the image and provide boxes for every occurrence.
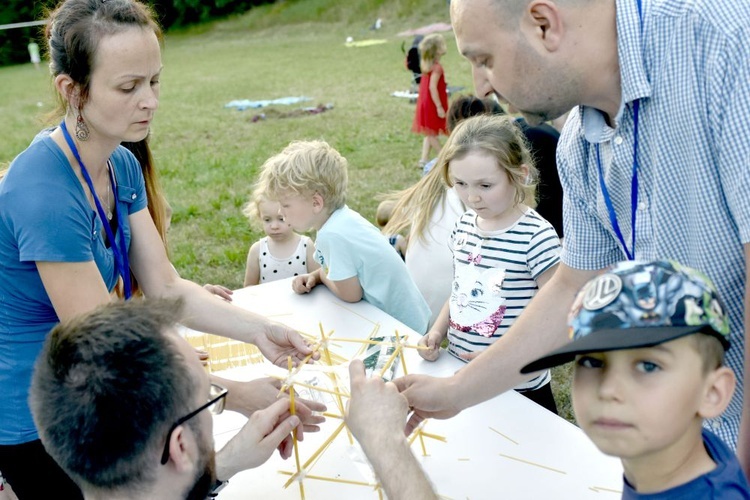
[520,326,704,374]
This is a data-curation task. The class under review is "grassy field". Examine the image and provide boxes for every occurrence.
[0,0,575,422]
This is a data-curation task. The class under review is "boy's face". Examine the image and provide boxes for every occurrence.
[572,336,710,463]
[276,191,318,232]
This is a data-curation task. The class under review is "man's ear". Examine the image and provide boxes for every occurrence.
[54,74,80,109]
[523,0,564,52]
[311,192,325,214]
[698,366,736,419]
[166,425,197,473]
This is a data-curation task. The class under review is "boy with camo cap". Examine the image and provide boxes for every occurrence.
[522,260,750,498]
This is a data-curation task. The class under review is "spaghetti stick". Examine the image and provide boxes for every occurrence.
[395,330,409,376]
[489,426,519,445]
[418,431,428,456]
[279,471,376,487]
[419,431,447,442]
[332,337,430,350]
[378,344,403,378]
[498,453,566,475]
[320,327,353,444]
[288,357,305,499]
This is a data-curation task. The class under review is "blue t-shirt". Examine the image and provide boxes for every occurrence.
[314,206,431,334]
[622,430,750,499]
[0,135,147,444]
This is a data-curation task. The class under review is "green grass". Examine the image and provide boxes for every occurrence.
[0,0,574,422]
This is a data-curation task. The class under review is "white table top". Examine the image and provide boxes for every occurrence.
[211,278,623,499]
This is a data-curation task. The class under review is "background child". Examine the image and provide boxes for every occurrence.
[375,199,407,260]
[256,140,431,334]
[418,114,561,413]
[242,188,318,287]
[412,33,449,168]
[522,260,749,498]
[386,96,505,325]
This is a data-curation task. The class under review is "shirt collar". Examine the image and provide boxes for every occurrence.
[582,0,651,143]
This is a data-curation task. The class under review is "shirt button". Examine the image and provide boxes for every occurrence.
[614,136,623,145]
[711,420,722,430]
[638,202,647,211]
[131,193,137,200]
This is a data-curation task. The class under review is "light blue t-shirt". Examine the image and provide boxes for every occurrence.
[314,206,431,334]
[0,135,147,444]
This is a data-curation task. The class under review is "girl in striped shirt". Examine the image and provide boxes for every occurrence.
[417,114,561,413]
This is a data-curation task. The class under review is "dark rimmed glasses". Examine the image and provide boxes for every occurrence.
[160,383,228,465]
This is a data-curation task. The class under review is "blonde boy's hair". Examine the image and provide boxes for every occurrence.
[419,34,446,74]
[439,114,537,206]
[256,140,348,211]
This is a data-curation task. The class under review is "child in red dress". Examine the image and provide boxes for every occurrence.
[412,33,449,167]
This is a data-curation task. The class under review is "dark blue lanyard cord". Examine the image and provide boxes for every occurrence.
[596,99,640,261]
[595,0,643,261]
[59,121,132,299]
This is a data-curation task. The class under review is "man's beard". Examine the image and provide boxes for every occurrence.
[185,448,216,499]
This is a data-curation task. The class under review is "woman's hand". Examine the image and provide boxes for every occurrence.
[254,320,320,366]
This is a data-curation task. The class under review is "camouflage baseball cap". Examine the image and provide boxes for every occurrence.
[521,260,730,374]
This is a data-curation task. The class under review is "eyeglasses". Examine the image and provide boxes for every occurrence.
[160,383,228,465]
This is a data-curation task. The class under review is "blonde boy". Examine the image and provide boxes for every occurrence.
[522,260,750,498]
[256,141,431,334]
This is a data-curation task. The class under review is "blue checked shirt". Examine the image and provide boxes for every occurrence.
[558,0,750,448]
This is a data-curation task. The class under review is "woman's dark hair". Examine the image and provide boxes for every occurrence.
[45,0,162,114]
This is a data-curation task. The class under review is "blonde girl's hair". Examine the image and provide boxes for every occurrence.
[419,34,446,74]
[256,140,348,212]
[383,103,520,243]
[439,114,537,206]
[241,185,268,227]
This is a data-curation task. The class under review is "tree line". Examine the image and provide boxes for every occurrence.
[0,0,273,67]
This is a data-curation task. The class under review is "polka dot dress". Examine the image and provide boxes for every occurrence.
[258,236,310,283]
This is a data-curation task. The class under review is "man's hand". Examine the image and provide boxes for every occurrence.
[216,399,301,479]
[219,376,326,433]
[346,360,438,500]
[253,321,320,367]
[346,359,409,446]
[393,374,461,435]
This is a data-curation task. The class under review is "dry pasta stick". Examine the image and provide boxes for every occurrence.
[489,426,519,445]
[394,331,409,376]
[286,357,306,499]
[333,337,430,350]
[280,420,349,488]
[279,471,376,487]
[319,326,353,444]
[498,453,566,475]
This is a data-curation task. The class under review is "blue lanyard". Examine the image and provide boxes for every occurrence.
[595,0,644,261]
[60,121,132,298]
[595,100,640,261]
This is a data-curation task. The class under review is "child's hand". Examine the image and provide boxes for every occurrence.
[459,351,481,362]
[292,272,319,294]
[437,107,446,119]
[418,330,443,361]
[204,283,233,301]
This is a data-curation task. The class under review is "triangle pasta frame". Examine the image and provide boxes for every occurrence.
[272,323,445,499]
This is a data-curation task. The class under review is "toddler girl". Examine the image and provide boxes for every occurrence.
[243,190,319,286]
[417,114,561,413]
[412,33,449,168]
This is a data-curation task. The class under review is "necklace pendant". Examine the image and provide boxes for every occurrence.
[107,210,113,221]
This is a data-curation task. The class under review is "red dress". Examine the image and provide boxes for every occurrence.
[412,63,448,136]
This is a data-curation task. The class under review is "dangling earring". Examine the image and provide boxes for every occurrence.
[75,112,89,141]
